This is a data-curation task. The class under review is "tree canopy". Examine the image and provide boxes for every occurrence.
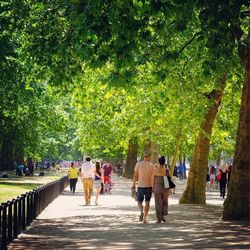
[1,0,249,220]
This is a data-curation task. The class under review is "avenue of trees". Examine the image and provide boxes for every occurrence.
[1,1,249,220]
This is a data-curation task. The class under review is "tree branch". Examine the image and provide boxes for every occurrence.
[178,31,203,54]
[240,10,250,17]
[231,24,244,42]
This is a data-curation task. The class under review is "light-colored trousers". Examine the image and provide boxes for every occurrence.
[83,178,93,204]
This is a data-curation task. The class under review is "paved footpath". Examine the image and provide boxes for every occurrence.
[9,175,250,249]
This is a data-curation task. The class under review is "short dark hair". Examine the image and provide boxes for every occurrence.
[159,156,166,165]
[85,156,91,161]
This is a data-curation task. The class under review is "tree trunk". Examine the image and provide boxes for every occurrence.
[123,138,138,179]
[223,56,250,220]
[180,75,227,204]
[150,142,160,164]
[143,140,159,164]
[1,137,16,170]
[167,156,170,166]
[170,129,182,175]
[216,151,222,166]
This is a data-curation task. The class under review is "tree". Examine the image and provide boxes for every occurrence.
[123,138,138,179]
[6,0,249,219]
[180,76,227,203]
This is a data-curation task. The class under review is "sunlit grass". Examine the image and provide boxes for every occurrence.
[0,170,67,204]
[0,183,39,204]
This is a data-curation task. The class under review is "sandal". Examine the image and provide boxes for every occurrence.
[139,212,144,222]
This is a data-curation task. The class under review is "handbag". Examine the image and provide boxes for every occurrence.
[164,168,176,189]
[163,176,170,189]
[217,170,222,180]
[167,176,176,189]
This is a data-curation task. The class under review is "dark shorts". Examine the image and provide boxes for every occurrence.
[137,187,152,202]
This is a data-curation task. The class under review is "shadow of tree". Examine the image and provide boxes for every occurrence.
[10,204,250,249]
[8,176,250,249]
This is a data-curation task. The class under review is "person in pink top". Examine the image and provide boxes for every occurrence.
[132,150,154,224]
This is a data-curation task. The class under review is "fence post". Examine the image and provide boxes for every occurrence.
[26,192,31,226]
[13,199,18,239]
[7,200,13,243]
[17,197,22,235]
[1,203,7,249]
[21,194,26,230]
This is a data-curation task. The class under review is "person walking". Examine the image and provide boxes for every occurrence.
[80,156,95,205]
[102,161,113,194]
[93,161,104,205]
[172,165,178,194]
[209,165,216,190]
[68,162,79,194]
[152,156,170,223]
[132,150,154,224]
[178,162,184,180]
[219,164,228,199]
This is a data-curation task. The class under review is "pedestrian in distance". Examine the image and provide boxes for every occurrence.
[68,162,79,194]
[102,161,113,194]
[219,164,228,199]
[209,165,216,190]
[93,161,104,205]
[80,156,95,205]
[178,162,184,181]
[152,156,170,223]
[132,150,154,224]
[16,162,24,176]
[172,165,178,194]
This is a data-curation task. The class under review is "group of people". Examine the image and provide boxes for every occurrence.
[132,151,175,224]
[206,163,232,199]
[16,157,35,176]
[67,157,113,205]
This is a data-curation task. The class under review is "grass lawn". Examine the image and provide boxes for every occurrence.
[0,170,67,204]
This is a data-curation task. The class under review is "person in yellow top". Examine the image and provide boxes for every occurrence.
[68,162,79,194]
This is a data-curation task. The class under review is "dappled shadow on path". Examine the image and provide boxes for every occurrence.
[8,176,250,249]
[9,204,250,249]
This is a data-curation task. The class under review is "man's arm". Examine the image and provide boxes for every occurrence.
[80,165,84,181]
[132,166,138,188]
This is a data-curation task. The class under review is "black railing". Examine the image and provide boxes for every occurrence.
[0,176,68,249]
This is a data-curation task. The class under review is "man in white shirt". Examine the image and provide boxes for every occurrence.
[80,156,95,205]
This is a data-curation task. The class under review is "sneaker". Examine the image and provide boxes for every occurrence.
[162,217,167,223]
[139,213,144,222]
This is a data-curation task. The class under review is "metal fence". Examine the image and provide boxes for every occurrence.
[0,176,68,249]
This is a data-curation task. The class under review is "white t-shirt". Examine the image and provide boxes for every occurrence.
[81,161,95,178]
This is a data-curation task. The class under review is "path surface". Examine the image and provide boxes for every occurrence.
[9,175,250,249]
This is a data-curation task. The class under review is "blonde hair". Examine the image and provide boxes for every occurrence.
[221,164,227,172]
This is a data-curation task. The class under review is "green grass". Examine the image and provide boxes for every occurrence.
[0,183,40,204]
[0,170,67,204]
